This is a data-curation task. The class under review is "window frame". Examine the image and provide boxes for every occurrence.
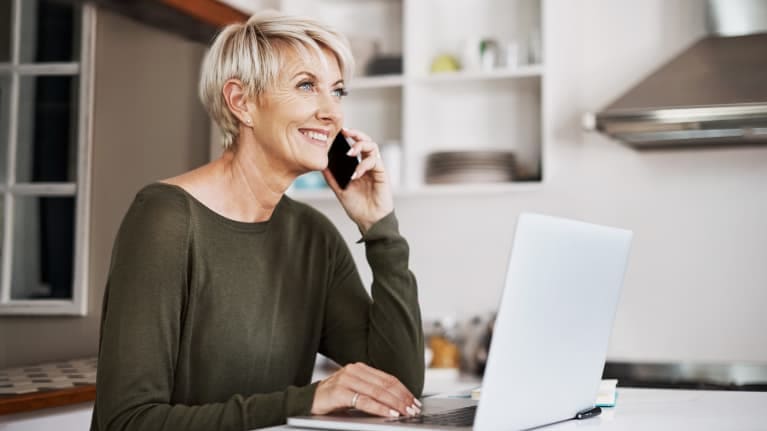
[0,1,94,315]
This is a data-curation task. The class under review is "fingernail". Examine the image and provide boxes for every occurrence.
[414,398,422,407]
[406,406,415,416]
[389,409,400,418]
[350,172,357,180]
[412,404,421,414]
[346,148,354,156]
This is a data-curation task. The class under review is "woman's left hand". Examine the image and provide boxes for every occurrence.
[322,128,393,234]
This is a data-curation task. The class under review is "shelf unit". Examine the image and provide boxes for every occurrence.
[287,181,544,201]
[412,65,544,83]
[246,0,546,200]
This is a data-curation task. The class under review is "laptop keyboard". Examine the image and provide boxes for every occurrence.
[387,405,477,427]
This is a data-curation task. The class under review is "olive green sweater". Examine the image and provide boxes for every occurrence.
[91,183,424,431]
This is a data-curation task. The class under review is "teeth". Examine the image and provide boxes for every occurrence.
[301,130,328,142]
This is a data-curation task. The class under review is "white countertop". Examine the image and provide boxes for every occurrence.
[544,388,767,431]
[262,387,767,431]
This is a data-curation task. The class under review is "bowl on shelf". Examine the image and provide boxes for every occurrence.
[291,171,328,191]
[425,150,517,184]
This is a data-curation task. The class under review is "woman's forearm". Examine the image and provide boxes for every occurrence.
[364,213,425,395]
[320,211,425,396]
[94,383,319,431]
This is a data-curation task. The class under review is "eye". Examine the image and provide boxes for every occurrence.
[297,81,315,92]
[332,87,349,98]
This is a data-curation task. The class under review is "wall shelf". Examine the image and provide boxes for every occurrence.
[289,182,544,202]
[413,65,544,84]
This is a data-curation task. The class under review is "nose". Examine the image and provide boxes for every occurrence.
[316,93,342,125]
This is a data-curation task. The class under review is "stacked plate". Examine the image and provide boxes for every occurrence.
[425,150,516,184]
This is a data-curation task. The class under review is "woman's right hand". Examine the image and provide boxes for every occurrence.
[311,362,422,418]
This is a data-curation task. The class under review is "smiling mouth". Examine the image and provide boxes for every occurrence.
[299,129,329,145]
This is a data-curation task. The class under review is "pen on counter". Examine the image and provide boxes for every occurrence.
[575,406,602,420]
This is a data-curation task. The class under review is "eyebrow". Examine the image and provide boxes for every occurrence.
[292,71,344,86]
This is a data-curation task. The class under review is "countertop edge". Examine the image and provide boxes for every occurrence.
[0,385,95,416]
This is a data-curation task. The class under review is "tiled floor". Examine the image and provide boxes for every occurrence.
[0,357,97,395]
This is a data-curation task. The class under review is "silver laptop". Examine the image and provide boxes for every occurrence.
[288,213,633,431]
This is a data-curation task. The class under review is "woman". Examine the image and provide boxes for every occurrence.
[91,10,424,431]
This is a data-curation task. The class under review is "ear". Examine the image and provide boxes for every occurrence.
[222,79,253,127]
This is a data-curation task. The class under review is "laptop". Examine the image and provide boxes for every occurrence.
[288,213,633,431]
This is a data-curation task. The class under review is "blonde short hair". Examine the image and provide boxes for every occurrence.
[199,10,354,149]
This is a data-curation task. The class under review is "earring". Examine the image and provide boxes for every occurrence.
[245,118,252,124]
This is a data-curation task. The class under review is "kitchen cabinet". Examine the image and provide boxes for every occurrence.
[66,0,247,42]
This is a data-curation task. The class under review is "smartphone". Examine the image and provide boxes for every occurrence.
[327,131,359,189]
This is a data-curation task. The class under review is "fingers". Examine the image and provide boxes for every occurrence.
[346,363,421,411]
[312,362,420,418]
[342,128,383,181]
[354,393,403,418]
[342,363,418,416]
[338,371,410,417]
[342,127,373,144]
[350,152,379,181]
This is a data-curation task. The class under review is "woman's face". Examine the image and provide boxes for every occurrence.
[247,46,346,176]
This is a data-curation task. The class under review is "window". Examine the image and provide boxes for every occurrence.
[0,0,93,315]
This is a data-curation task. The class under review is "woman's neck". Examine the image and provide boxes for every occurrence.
[162,133,298,223]
[217,139,294,222]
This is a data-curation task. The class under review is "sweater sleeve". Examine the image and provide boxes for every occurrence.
[318,211,425,396]
[93,189,318,431]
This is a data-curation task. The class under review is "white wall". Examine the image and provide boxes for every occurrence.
[308,0,767,364]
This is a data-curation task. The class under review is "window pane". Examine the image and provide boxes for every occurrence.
[0,0,11,62]
[0,74,9,182]
[11,195,74,300]
[19,0,80,63]
[17,75,78,183]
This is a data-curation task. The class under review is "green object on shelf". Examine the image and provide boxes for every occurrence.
[431,54,461,73]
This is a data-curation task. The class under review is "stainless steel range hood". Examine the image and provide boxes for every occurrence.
[585,0,767,148]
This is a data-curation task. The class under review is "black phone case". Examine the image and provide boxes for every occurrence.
[327,132,359,189]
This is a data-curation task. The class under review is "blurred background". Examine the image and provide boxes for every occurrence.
[0,0,766,427]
